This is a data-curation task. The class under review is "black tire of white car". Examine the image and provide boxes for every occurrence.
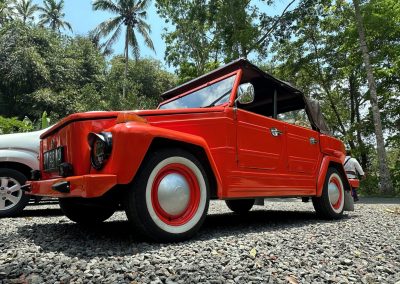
[225,199,255,214]
[59,198,116,225]
[312,167,345,219]
[0,168,30,217]
[124,148,210,242]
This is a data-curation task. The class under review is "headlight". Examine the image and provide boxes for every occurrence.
[88,132,112,170]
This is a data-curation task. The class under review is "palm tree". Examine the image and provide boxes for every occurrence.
[93,0,155,98]
[14,0,38,24]
[0,0,15,26]
[38,0,72,32]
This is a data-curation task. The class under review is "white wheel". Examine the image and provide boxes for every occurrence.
[125,148,210,242]
[313,167,345,219]
[327,173,344,214]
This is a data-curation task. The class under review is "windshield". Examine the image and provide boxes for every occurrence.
[159,75,236,110]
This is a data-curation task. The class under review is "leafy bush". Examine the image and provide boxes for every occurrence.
[0,116,34,134]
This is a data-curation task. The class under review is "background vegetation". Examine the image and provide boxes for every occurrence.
[0,0,398,195]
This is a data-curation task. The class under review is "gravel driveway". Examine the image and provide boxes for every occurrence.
[1,199,399,284]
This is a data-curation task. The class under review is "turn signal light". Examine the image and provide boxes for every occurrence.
[116,112,147,124]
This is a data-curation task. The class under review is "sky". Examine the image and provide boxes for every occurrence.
[32,0,294,69]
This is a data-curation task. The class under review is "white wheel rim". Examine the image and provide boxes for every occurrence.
[328,173,344,214]
[0,177,23,211]
[145,157,207,234]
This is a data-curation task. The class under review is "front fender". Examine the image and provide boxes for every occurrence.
[316,155,351,197]
[97,122,223,192]
[0,149,39,170]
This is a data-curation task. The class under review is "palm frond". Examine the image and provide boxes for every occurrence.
[103,22,123,51]
[137,0,151,11]
[93,0,121,14]
[128,29,140,60]
[94,16,123,37]
[137,19,154,51]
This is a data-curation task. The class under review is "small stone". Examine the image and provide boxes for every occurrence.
[341,259,353,265]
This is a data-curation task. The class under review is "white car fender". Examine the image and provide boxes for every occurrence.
[0,148,39,170]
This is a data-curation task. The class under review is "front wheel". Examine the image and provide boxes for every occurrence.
[124,148,210,242]
[0,169,30,217]
[59,198,116,225]
[312,167,345,219]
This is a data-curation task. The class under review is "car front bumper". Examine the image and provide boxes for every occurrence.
[26,174,117,198]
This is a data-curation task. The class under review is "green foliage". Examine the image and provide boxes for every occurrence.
[0,116,33,134]
[104,57,177,110]
[41,111,50,129]
[0,23,109,119]
[156,0,263,81]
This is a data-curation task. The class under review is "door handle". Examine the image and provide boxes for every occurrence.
[310,137,318,144]
[270,128,283,137]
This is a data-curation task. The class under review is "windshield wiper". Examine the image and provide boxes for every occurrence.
[203,90,232,108]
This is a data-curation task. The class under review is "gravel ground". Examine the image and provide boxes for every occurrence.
[1,199,399,284]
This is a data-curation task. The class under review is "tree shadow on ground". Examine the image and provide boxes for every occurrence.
[16,209,352,259]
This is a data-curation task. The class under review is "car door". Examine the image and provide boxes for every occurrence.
[284,123,321,191]
[227,108,290,197]
[236,109,285,170]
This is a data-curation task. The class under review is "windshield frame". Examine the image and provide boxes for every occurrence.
[158,70,242,110]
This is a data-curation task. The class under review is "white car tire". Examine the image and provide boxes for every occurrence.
[125,148,210,242]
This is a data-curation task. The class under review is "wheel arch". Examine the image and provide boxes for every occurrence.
[0,161,33,179]
[144,137,220,199]
[317,156,350,197]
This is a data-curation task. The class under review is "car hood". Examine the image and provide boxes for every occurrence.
[0,129,45,153]
[41,108,224,139]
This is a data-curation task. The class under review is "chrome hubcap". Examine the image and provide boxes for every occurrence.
[157,173,190,216]
[328,181,340,205]
[0,177,22,210]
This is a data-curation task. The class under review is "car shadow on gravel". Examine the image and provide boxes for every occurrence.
[16,209,351,258]
[0,208,64,219]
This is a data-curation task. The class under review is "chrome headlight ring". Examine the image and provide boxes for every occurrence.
[88,132,112,170]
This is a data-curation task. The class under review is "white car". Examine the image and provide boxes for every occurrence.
[0,129,45,217]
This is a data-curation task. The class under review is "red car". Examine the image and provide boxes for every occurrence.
[27,59,354,241]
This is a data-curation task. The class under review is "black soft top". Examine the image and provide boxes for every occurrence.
[161,58,300,100]
[161,58,330,134]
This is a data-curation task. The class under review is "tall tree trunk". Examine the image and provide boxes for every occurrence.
[349,72,368,169]
[123,29,129,99]
[352,0,393,194]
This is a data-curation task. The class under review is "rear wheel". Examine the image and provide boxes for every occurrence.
[312,167,345,219]
[124,148,210,242]
[59,198,116,225]
[0,169,30,217]
[225,199,255,214]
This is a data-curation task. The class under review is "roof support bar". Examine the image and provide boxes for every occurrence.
[273,89,278,119]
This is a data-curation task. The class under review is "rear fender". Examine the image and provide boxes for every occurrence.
[317,155,351,197]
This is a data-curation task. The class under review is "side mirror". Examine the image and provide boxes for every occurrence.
[236,83,255,105]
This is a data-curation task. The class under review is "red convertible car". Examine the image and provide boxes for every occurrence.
[27,59,354,241]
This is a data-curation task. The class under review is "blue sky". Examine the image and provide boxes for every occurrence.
[32,0,294,68]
